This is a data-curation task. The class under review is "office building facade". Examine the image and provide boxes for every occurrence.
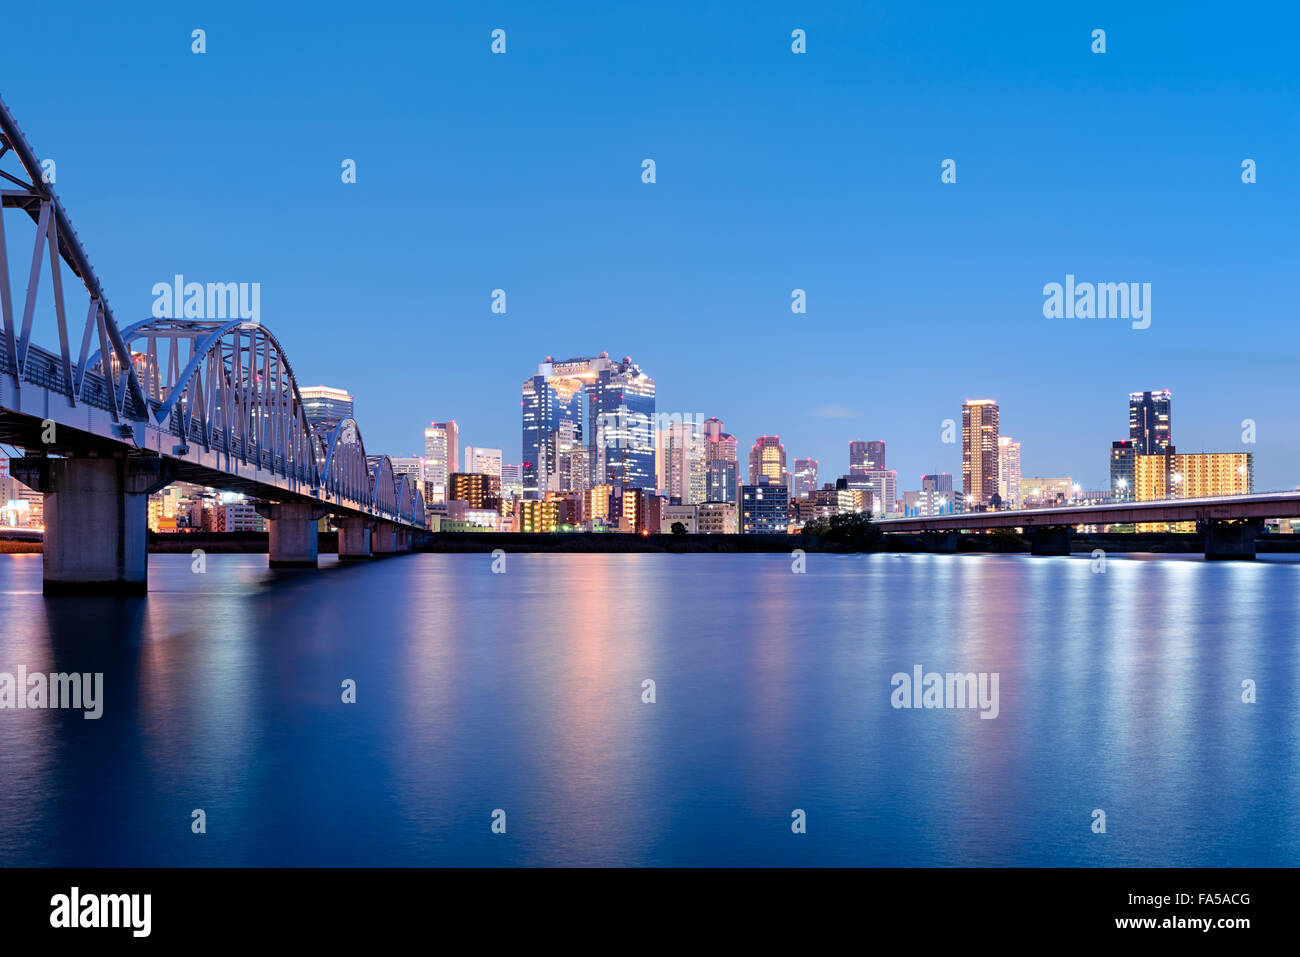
[423,420,459,504]
[849,440,886,473]
[741,478,789,534]
[792,458,818,499]
[463,446,503,478]
[703,417,738,503]
[1110,440,1136,502]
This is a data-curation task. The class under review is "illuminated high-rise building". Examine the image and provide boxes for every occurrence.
[961,399,999,508]
[423,421,459,504]
[849,440,885,474]
[703,417,738,503]
[1134,450,1253,502]
[299,385,354,437]
[522,357,588,499]
[522,353,655,497]
[792,459,818,499]
[997,436,1021,508]
[1133,448,1252,532]
[1129,390,1172,455]
[588,355,656,490]
[748,436,786,486]
[463,446,503,478]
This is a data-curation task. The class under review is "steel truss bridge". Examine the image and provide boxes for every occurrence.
[875,492,1300,558]
[0,95,423,593]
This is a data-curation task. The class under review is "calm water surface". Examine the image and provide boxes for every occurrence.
[1,551,1298,866]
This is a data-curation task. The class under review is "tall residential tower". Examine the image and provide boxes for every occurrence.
[962,399,999,509]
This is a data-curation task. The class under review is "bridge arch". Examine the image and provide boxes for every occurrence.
[319,417,369,504]
[98,318,321,487]
[368,454,401,519]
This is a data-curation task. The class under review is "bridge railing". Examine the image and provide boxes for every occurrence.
[2,342,145,420]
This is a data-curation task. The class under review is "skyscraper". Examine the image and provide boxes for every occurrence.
[849,440,885,473]
[997,436,1021,508]
[792,459,818,499]
[1129,390,1172,455]
[588,355,656,490]
[522,357,590,499]
[749,436,786,486]
[299,385,354,437]
[423,421,459,504]
[522,353,655,496]
[962,399,999,509]
[703,417,738,503]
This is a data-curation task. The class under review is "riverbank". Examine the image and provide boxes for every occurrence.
[6,529,1297,555]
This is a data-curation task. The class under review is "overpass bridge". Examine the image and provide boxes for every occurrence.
[875,492,1300,559]
[0,96,424,594]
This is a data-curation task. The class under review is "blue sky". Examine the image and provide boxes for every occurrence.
[4,1,1297,490]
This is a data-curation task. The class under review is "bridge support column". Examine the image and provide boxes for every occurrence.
[372,522,399,555]
[336,517,372,560]
[922,530,958,553]
[394,527,412,553]
[1204,519,1260,561]
[256,502,327,567]
[11,454,174,595]
[1026,526,1072,556]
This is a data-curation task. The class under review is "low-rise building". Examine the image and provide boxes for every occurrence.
[697,501,738,534]
[660,503,698,534]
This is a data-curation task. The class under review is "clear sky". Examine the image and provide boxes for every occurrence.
[4,1,1297,490]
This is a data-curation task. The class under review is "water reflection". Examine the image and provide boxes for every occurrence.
[0,551,1297,866]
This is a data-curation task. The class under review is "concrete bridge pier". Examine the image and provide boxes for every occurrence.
[395,527,413,553]
[11,454,174,595]
[922,530,959,553]
[371,522,399,555]
[1026,526,1072,556]
[256,502,328,567]
[336,517,373,560]
[1203,518,1260,560]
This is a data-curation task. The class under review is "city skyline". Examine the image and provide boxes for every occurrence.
[1,5,1293,494]
[317,380,1268,510]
